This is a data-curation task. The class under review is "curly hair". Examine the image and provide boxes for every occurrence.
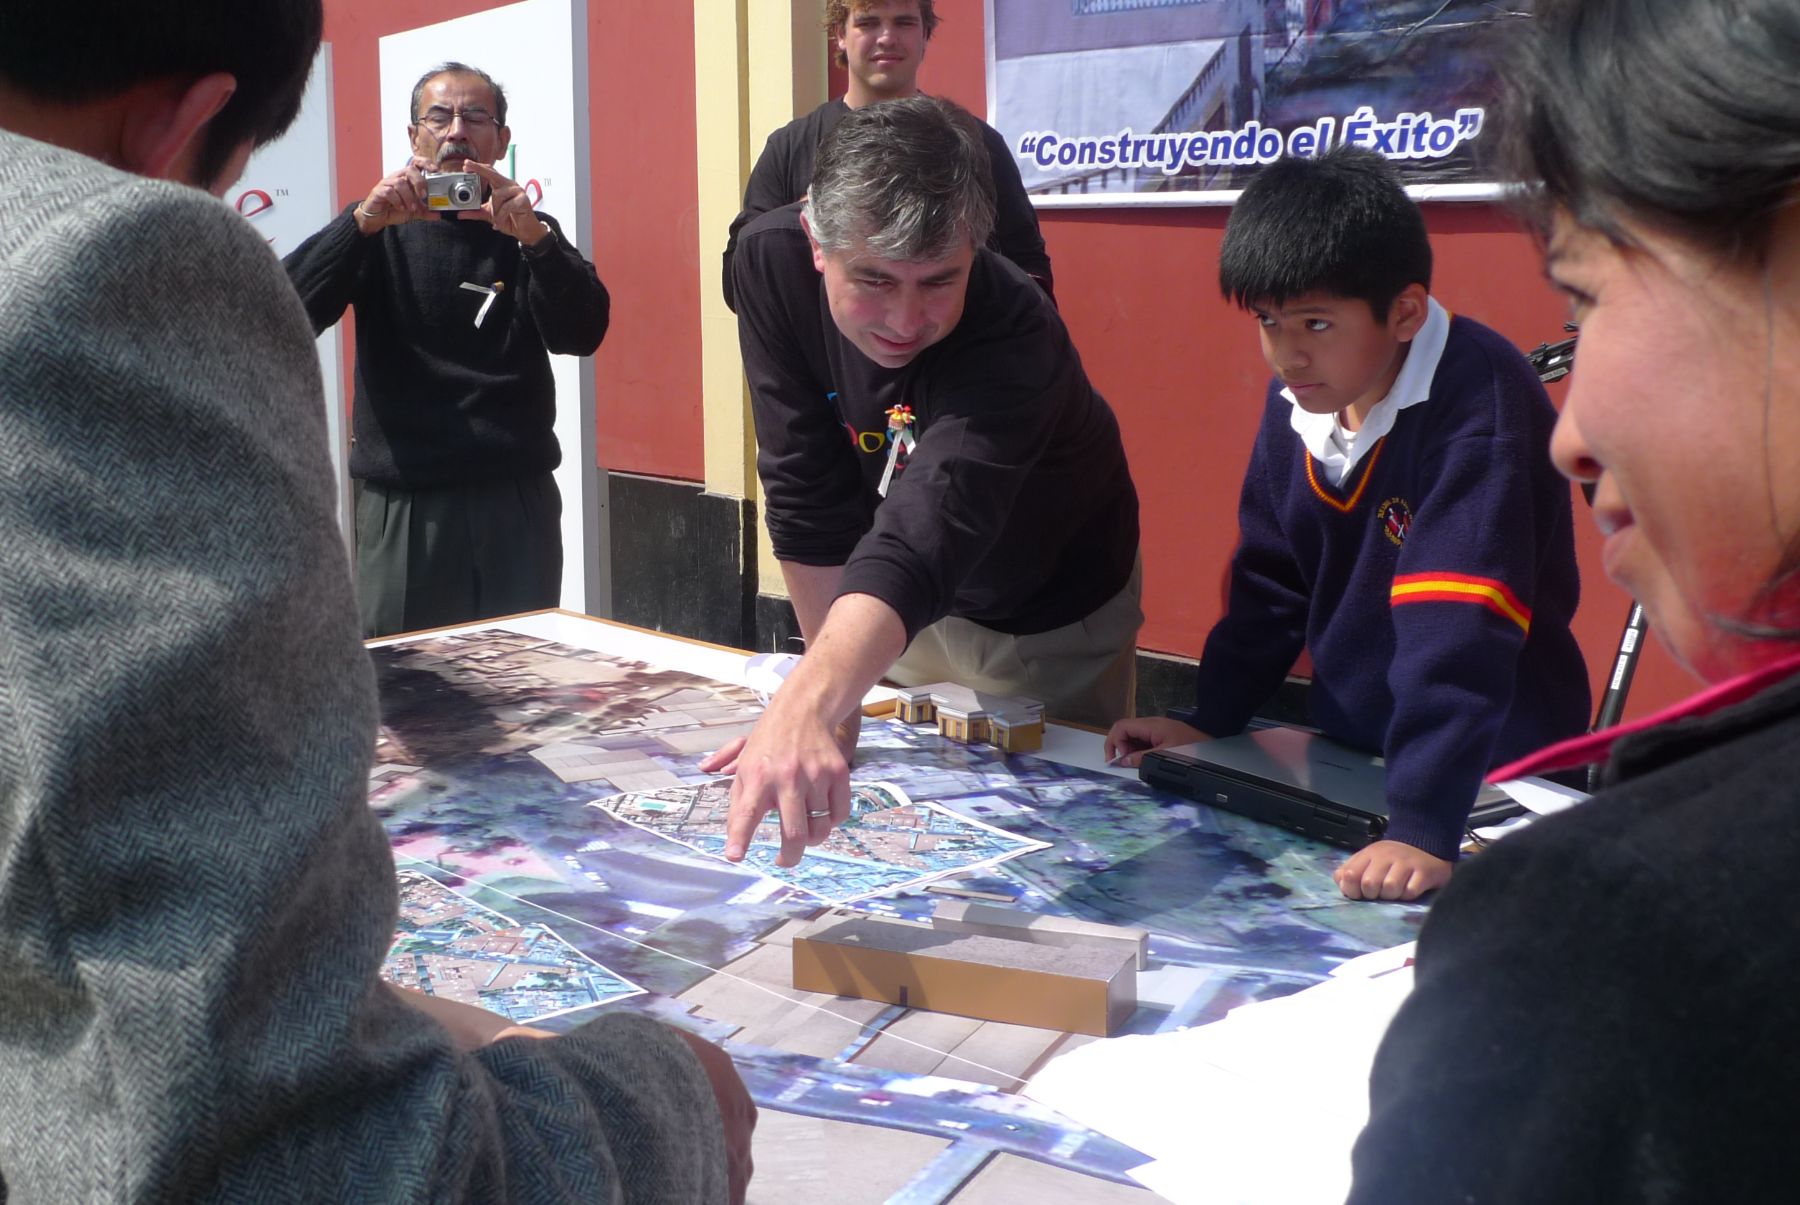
[824,0,939,67]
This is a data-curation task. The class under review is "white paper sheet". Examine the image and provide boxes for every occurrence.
[1025,950,1416,1204]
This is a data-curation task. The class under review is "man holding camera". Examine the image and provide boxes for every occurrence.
[285,62,610,638]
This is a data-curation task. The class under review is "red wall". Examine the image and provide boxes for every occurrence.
[319,0,704,482]
[924,0,1690,719]
[588,6,704,481]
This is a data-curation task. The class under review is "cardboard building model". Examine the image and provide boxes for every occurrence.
[892,683,1045,754]
[791,908,1140,1036]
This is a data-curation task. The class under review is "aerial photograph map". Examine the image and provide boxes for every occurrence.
[593,781,1051,903]
[366,626,1423,1200]
[382,869,642,1023]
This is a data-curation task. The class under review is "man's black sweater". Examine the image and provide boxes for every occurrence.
[734,203,1135,642]
[284,207,609,489]
[721,99,1052,311]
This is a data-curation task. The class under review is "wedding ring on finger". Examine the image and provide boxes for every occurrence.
[806,808,831,819]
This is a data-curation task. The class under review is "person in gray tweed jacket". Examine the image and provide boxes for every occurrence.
[0,2,752,1200]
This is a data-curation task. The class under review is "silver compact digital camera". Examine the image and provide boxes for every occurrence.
[424,171,482,211]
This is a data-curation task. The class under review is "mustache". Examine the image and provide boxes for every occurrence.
[436,141,477,164]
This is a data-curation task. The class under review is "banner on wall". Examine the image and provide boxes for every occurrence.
[378,0,591,614]
[985,0,1528,207]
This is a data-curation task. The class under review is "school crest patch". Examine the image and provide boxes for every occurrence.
[1378,497,1413,546]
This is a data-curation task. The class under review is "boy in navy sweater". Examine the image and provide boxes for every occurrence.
[1106,148,1589,902]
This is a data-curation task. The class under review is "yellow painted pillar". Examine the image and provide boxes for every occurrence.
[694,0,826,602]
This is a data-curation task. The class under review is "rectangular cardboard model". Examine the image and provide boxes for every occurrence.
[930,900,1150,971]
[792,914,1137,1037]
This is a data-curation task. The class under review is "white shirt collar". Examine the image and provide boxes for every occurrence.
[1284,297,1451,486]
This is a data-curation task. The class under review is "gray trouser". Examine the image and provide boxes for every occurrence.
[887,558,1143,728]
[354,472,561,638]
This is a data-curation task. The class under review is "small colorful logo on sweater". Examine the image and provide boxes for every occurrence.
[831,389,895,454]
[1377,497,1413,545]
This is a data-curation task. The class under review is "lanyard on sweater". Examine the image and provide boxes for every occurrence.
[877,404,917,497]
[458,280,504,328]
[1491,647,1800,781]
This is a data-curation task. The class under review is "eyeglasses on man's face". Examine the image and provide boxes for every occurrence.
[415,106,496,132]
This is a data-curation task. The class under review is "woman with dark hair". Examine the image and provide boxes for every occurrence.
[1347,0,1800,1199]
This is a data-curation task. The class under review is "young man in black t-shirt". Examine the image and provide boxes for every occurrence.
[719,0,1051,311]
[705,96,1139,869]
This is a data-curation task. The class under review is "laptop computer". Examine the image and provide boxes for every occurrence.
[1137,725,1517,849]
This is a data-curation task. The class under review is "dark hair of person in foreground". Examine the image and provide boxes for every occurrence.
[0,0,322,187]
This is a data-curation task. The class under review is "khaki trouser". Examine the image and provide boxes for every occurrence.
[887,558,1143,728]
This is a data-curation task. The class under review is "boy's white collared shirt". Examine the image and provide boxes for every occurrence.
[1283,297,1450,487]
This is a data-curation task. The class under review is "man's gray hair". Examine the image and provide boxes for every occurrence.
[410,61,508,126]
[804,96,997,261]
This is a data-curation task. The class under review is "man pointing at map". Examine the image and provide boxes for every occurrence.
[704,96,1140,867]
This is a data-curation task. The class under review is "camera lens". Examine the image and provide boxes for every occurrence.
[453,181,475,205]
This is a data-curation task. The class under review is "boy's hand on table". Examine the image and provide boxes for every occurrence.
[1335,839,1452,901]
[1103,716,1208,767]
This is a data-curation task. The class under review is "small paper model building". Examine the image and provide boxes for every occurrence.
[892,682,1045,754]
[792,913,1137,1036]
[929,899,1150,970]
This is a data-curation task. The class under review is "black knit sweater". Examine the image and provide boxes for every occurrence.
[284,206,609,488]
